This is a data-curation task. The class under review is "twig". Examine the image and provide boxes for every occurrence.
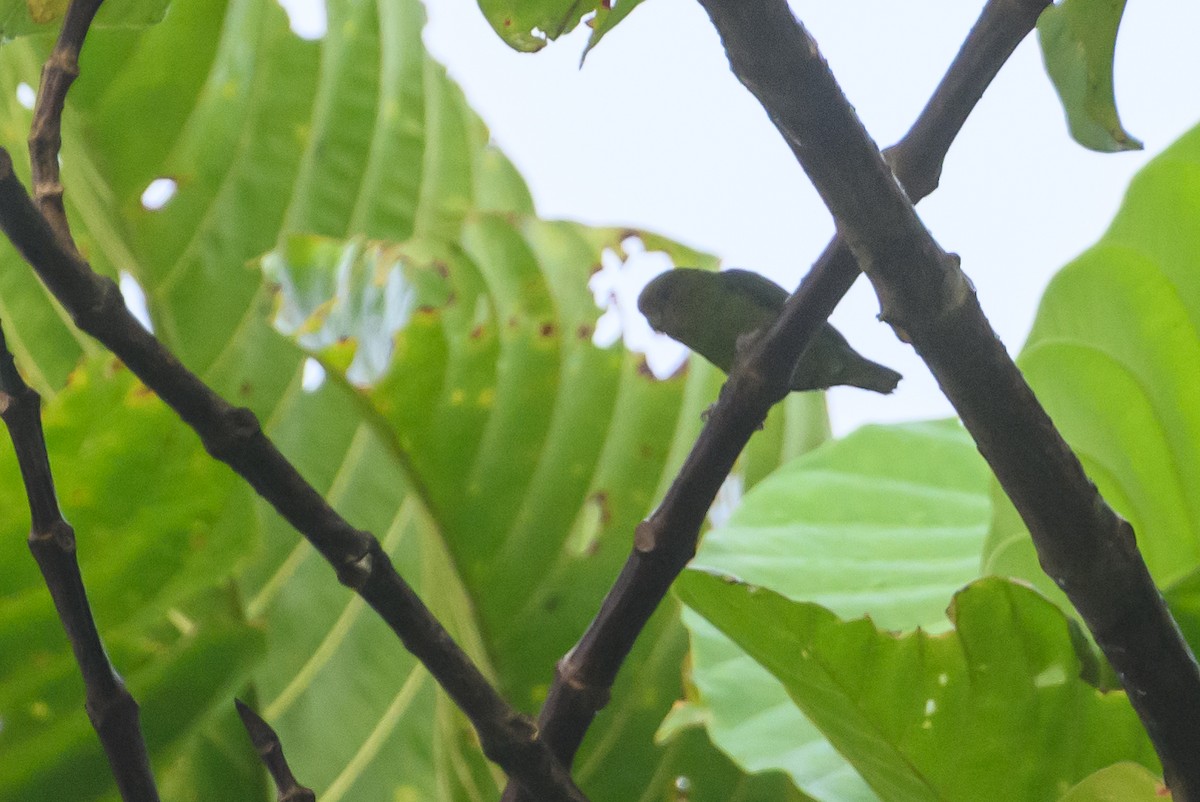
[0,151,588,802]
[9,2,587,795]
[0,322,160,802]
[235,699,316,802]
[28,0,103,249]
[698,0,1200,796]
[498,3,1051,796]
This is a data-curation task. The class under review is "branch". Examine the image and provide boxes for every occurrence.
[13,5,584,799]
[698,0,1200,796]
[0,323,160,802]
[501,1,1050,796]
[235,699,316,802]
[28,0,103,249]
[0,151,588,802]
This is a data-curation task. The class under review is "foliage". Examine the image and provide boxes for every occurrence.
[1037,0,1141,152]
[0,0,1193,800]
[0,0,819,798]
[472,0,643,57]
[0,0,168,39]
[675,122,1200,799]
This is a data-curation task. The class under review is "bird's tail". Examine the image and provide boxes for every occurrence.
[843,357,902,394]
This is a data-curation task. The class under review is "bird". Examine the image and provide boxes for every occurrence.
[637,268,901,394]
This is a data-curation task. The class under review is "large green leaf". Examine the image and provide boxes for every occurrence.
[675,421,991,799]
[0,0,825,798]
[983,123,1200,614]
[0,358,261,799]
[1037,0,1141,152]
[677,572,1158,802]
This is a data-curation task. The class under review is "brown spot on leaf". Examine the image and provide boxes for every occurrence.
[470,324,486,340]
[539,322,556,337]
[590,491,612,526]
[433,260,450,278]
[503,17,512,26]
[239,381,253,398]
[577,324,593,340]
[638,443,655,460]
[637,357,655,378]
[508,315,520,329]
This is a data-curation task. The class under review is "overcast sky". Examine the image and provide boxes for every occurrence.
[283,0,1200,435]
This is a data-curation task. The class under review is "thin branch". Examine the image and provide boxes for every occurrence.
[0,151,588,802]
[0,322,159,802]
[501,1,1051,796]
[235,699,316,802]
[28,0,103,249]
[698,0,1200,797]
[15,5,584,797]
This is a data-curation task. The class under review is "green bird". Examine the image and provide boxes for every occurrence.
[637,268,901,394]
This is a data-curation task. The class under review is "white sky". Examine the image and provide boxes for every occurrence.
[282,0,1200,436]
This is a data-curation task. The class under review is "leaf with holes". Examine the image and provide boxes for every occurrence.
[677,571,1159,802]
[474,0,645,54]
[0,0,828,798]
[674,420,990,799]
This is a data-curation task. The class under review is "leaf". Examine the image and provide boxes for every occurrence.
[582,0,645,61]
[0,0,169,38]
[0,0,827,797]
[982,123,1200,609]
[1037,0,1142,152]
[678,420,991,799]
[0,357,259,798]
[474,0,644,55]
[677,572,1159,802]
[0,589,264,800]
[1057,763,1165,801]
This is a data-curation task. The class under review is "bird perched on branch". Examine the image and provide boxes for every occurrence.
[637,268,901,394]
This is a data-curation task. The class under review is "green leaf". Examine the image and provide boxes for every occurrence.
[0,589,264,801]
[679,421,990,799]
[1037,0,1142,152]
[1057,763,1164,801]
[983,123,1200,609]
[677,572,1158,802]
[582,0,645,61]
[0,0,828,796]
[0,0,169,38]
[0,357,259,798]
[474,0,644,55]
